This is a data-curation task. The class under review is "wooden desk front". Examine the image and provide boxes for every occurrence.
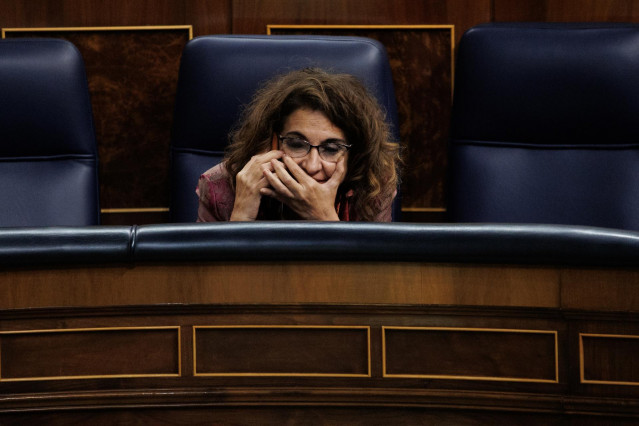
[2,260,639,424]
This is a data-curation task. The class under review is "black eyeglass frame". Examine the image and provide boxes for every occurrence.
[277,135,352,162]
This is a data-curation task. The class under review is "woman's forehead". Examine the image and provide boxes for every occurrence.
[282,108,344,138]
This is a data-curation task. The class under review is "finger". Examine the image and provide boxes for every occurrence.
[272,158,304,190]
[241,151,284,183]
[264,167,296,198]
[260,187,285,203]
[248,150,285,167]
[281,155,315,185]
[260,161,275,174]
[256,175,271,189]
[326,157,347,188]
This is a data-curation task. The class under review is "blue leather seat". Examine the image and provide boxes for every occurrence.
[448,23,639,231]
[170,35,400,222]
[0,38,99,227]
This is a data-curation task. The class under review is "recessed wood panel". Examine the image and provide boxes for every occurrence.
[194,326,370,377]
[383,327,558,383]
[0,327,180,381]
[581,333,639,386]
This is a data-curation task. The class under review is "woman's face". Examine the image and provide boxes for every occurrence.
[279,108,348,183]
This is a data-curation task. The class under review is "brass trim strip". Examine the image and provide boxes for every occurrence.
[1,373,179,383]
[193,325,371,378]
[382,326,559,383]
[0,326,181,382]
[267,24,455,32]
[2,25,193,40]
[0,325,180,335]
[100,207,170,214]
[580,332,639,386]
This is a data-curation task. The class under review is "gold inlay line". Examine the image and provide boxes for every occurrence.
[267,24,455,31]
[100,207,170,213]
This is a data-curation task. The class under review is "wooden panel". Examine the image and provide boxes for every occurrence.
[493,0,548,21]
[544,0,639,21]
[560,268,639,312]
[233,0,490,44]
[581,333,639,386]
[0,263,560,309]
[0,0,230,35]
[0,327,180,381]
[0,407,575,426]
[494,0,639,22]
[268,25,453,213]
[194,326,370,376]
[383,327,558,382]
[0,281,637,420]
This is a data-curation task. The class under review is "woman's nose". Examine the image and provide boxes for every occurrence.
[301,147,322,174]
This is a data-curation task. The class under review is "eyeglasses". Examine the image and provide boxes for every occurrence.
[278,135,351,163]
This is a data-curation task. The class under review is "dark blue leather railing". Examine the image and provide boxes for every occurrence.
[2,223,638,268]
[0,226,133,266]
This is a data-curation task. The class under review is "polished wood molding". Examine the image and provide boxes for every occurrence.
[0,262,561,310]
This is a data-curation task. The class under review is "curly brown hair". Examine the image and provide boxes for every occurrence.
[224,68,400,221]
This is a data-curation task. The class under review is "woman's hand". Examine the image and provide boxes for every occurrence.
[230,150,284,221]
[261,155,347,221]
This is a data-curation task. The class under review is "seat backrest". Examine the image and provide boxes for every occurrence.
[0,38,99,227]
[448,23,639,231]
[170,35,400,222]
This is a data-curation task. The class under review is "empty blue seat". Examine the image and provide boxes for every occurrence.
[0,38,99,227]
[448,23,639,231]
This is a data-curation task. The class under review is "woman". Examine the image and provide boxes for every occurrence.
[196,67,400,222]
